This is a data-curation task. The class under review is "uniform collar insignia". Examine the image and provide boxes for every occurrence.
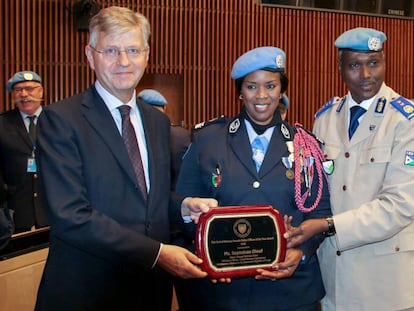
[281,123,290,139]
[229,118,240,133]
[374,97,386,114]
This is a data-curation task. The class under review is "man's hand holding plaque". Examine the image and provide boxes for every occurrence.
[195,205,286,279]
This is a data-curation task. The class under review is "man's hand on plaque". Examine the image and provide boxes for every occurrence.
[255,248,302,281]
[284,218,326,248]
[181,197,218,224]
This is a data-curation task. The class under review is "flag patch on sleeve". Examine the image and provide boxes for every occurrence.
[405,151,414,166]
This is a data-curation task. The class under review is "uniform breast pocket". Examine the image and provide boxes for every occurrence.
[359,146,391,166]
[323,144,341,160]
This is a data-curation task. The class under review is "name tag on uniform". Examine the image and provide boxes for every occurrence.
[27,157,37,173]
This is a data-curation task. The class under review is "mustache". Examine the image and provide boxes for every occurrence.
[13,96,44,104]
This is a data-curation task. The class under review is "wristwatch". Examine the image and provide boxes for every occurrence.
[324,217,336,236]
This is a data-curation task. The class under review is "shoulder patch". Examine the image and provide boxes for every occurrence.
[194,115,227,130]
[314,97,340,119]
[390,97,414,120]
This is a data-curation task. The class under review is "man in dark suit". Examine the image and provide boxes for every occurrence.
[34,7,214,311]
[0,70,49,233]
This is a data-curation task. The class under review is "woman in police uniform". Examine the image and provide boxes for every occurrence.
[175,47,331,311]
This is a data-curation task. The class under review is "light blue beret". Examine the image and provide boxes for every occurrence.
[6,71,42,91]
[335,27,386,52]
[281,93,289,109]
[231,46,286,80]
[138,89,167,106]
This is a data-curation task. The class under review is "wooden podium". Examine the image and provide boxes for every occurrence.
[0,228,49,311]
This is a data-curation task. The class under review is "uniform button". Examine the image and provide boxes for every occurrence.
[395,246,400,252]
[345,152,350,158]
[34,192,38,198]
[34,173,38,178]
[342,185,347,191]
[370,157,375,162]
[253,181,260,188]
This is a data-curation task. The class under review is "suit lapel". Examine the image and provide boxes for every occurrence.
[10,109,33,149]
[259,125,290,176]
[80,88,138,186]
[228,119,258,176]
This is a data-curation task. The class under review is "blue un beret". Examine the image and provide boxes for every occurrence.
[138,89,167,106]
[335,27,387,52]
[231,46,286,80]
[6,71,42,92]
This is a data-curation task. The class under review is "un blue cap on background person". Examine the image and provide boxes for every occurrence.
[335,27,387,52]
[281,93,289,109]
[6,71,42,91]
[231,46,286,80]
[138,89,167,106]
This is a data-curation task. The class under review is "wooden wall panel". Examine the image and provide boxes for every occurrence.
[1,0,413,130]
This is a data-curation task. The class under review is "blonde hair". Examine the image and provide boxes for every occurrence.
[88,6,150,48]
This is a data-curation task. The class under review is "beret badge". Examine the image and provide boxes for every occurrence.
[368,37,382,51]
[276,55,284,69]
[23,72,35,81]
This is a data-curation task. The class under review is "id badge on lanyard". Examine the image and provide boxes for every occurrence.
[27,148,37,173]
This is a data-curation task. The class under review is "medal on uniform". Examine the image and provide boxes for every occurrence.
[211,164,221,188]
[282,141,295,180]
[285,169,294,179]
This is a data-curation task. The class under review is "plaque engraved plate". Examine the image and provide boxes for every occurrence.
[195,205,286,278]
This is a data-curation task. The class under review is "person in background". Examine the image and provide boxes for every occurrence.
[279,92,289,121]
[138,89,191,190]
[0,71,49,233]
[174,46,331,311]
[285,27,414,311]
[35,7,215,311]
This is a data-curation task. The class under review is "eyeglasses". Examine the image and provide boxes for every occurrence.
[13,86,41,94]
[90,45,149,59]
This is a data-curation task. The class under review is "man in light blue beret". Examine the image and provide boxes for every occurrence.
[0,70,48,234]
[285,27,414,311]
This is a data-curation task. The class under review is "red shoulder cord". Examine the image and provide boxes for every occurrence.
[293,124,328,213]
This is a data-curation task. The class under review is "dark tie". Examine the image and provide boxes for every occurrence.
[348,106,366,139]
[27,115,37,144]
[118,105,147,200]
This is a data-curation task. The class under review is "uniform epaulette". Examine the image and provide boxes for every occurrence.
[314,97,340,119]
[390,96,414,120]
[194,115,227,130]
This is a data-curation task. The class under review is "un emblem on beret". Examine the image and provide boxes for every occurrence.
[368,37,381,51]
[276,55,284,69]
[23,73,34,80]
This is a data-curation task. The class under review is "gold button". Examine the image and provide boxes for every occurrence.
[253,181,260,188]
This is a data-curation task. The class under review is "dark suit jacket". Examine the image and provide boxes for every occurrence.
[0,108,48,232]
[35,86,176,311]
[170,125,191,190]
[175,114,331,311]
